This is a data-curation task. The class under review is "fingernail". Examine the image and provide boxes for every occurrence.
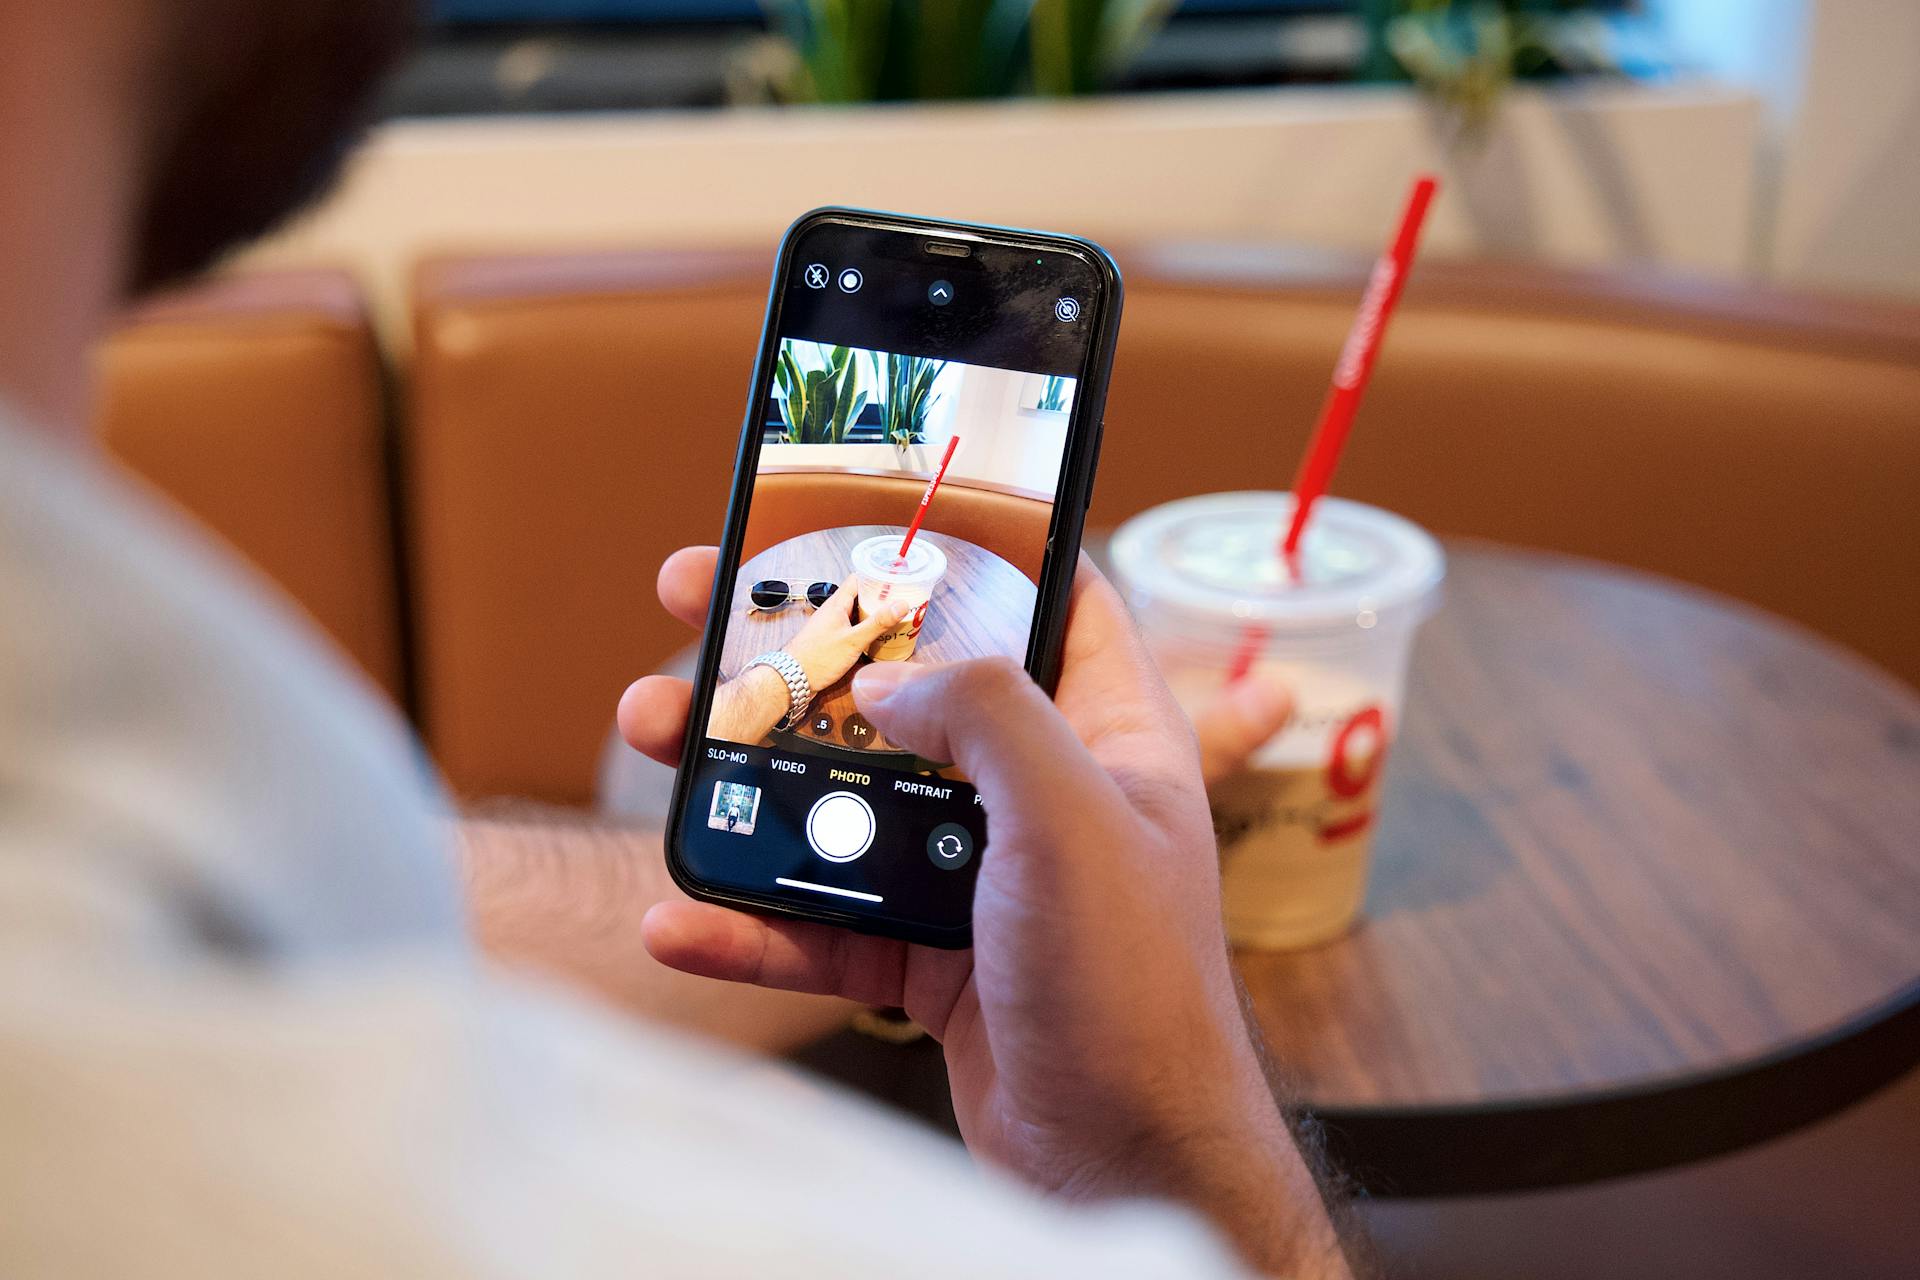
[853,662,923,704]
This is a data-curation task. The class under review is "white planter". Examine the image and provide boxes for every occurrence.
[247,81,1765,343]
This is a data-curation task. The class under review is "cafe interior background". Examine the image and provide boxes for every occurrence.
[97,2,1918,1276]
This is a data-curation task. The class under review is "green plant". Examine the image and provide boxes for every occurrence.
[1029,0,1176,98]
[1363,1,1617,142]
[1036,374,1069,412]
[876,352,946,446]
[753,0,1173,104]
[775,343,868,444]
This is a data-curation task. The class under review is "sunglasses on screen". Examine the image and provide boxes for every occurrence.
[749,580,838,612]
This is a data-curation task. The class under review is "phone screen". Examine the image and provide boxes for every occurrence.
[670,213,1115,942]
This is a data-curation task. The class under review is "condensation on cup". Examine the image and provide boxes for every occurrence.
[851,534,948,661]
[1112,493,1443,950]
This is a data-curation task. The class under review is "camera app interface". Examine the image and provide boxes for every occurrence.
[680,220,1102,933]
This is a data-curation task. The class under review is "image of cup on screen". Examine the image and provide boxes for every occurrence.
[703,339,1074,780]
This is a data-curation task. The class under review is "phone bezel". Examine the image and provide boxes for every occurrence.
[663,207,1124,949]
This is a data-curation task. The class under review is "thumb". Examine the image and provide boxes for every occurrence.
[850,599,908,647]
[852,658,1127,835]
[1194,668,1293,785]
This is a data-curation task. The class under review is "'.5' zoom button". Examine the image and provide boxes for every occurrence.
[807,791,876,863]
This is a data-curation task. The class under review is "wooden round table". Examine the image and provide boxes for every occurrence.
[622,540,1920,1196]
[1245,543,1920,1196]
[720,525,1035,766]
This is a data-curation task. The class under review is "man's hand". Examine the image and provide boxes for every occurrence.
[706,582,907,744]
[618,547,1349,1278]
[785,580,906,693]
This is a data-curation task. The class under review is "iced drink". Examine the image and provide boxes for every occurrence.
[851,535,948,661]
[1112,493,1443,950]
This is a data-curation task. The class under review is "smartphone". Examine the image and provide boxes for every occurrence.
[665,208,1122,949]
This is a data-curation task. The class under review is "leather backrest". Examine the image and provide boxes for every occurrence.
[1108,249,1920,691]
[96,270,405,703]
[408,247,1920,801]
[407,254,767,799]
[744,473,1050,581]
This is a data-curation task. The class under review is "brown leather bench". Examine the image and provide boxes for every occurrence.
[406,247,1920,802]
[105,254,1920,802]
[97,270,405,704]
[1108,247,1920,691]
[405,253,771,800]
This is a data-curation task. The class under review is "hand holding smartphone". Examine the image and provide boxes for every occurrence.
[665,208,1122,946]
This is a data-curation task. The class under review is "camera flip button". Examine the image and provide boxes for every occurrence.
[926,823,975,872]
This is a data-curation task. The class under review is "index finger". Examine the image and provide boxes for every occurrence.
[658,546,720,631]
[816,578,859,622]
[641,901,975,1041]
[1053,556,1197,760]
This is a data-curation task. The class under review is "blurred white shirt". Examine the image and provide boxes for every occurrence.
[0,407,1243,1278]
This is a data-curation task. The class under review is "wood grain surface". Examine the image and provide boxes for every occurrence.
[654,540,1920,1192]
[1236,544,1920,1121]
[718,525,1036,757]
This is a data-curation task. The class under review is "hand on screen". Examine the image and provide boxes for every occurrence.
[618,547,1346,1278]
[785,581,905,694]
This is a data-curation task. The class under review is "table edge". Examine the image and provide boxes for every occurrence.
[1307,974,1920,1197]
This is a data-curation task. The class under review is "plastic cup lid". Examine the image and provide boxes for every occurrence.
[851,534,947,586]
[1110,492,1444,635]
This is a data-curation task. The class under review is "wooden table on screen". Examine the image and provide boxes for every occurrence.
[719,525,1035,764]
[1230,542,1920,1196]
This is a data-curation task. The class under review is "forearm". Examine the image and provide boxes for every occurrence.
[456,809,854,1053]
[1067,1020,1359,1278]
[705,665,794,744]
[1154,1089,1356,1279]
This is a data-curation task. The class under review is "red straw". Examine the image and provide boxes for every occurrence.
[1281,174,1438,561]
[1225,175,1440,684]
[898,435,960,560]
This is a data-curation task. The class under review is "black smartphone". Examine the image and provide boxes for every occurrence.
[664,208,1122,949]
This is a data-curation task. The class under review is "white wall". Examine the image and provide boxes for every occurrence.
[1767,0,1920,296]
[1654,0,1811,125]
[939,365,1067,500]
[1654,0,1920,297]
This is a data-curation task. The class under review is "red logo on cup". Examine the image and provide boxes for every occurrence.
[1328,705,1387,798]
[909,600,930,635]
[1319,704,1388,843]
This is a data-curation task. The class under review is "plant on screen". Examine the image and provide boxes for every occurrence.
[1036,374,1070,413]
[877,352,946,447]
[775,343,868,444]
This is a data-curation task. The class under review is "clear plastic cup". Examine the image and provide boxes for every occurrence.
[1111,493,1444,949]
[851,535,948,661]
